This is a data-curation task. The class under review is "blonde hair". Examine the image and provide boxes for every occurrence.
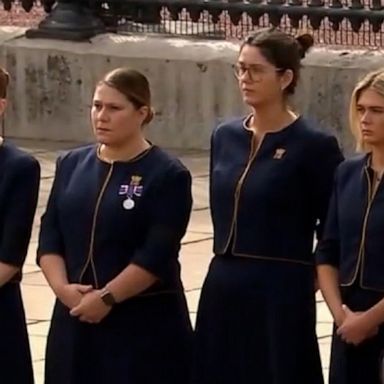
[350,69,384,151]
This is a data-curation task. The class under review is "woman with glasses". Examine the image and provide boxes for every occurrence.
[0,67,40,383]
[193,28,344,384]
[317,69,384,384]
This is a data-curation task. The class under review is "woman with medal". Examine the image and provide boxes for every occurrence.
[0,67,40,383]
[193,28,344,384]
[317,69,384,384]
[38,67,193,384]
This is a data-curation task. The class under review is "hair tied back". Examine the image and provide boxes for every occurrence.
[295,34,314,59]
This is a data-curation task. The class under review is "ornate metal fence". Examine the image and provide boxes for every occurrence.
[2,0,384,47]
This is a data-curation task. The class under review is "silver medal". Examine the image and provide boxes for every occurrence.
[123,198,135,210]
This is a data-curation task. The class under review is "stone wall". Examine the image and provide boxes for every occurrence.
[1,27,383,153]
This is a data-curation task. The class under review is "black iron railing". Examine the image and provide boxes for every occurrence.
[2,0,384,46]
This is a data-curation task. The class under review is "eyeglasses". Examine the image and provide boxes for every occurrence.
[233,63,285,82]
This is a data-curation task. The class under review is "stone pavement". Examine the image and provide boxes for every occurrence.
[15,140,333,384]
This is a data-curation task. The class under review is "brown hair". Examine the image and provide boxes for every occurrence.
[0,67,10,99]
[349,69,384,152]
[99,67,154,125]
[241,28,314,95]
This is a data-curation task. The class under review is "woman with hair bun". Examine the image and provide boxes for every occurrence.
[38,67,193,384]
[193,28,343,384]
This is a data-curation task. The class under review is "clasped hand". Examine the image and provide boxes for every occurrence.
[56,283,112,324]
[337,305,378,346]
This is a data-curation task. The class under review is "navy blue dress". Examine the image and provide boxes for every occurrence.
[194,116,343,384]
[0,141,40,384]
[37,145,193,384]
[317,154,384,384]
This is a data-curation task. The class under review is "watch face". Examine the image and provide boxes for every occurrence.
[101,291,115,306]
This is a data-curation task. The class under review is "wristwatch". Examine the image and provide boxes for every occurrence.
[100,287,116,307]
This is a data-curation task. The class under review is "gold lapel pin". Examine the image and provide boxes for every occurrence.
[273,148,286,160]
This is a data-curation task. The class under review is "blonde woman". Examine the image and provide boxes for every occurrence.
[317,69,384,384]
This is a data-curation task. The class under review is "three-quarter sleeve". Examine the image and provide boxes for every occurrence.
[37,157,65,263]
[315,181,340,267]
[309,135,343,241]
[0,157,40,267]
[131,166,193,279]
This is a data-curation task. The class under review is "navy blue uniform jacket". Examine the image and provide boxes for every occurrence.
[0,141,40,384]
[37,144,192,293]
[211,116,344,264]
[0,142,40,275]
[317,154,384,291]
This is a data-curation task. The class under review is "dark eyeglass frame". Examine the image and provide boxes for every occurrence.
[233,63,285,82]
